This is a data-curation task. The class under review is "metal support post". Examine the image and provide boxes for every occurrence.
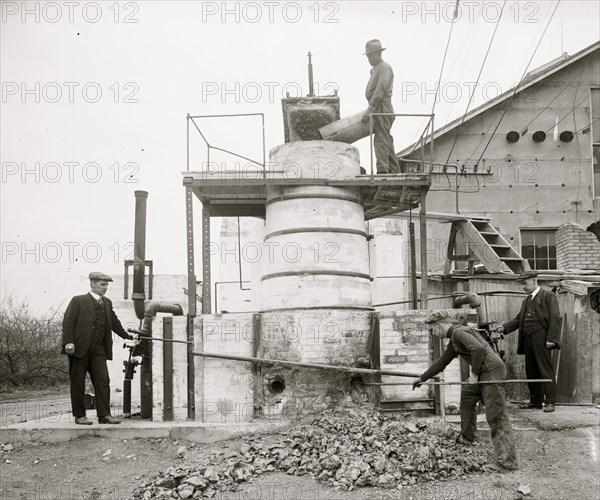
[163,317,173,421]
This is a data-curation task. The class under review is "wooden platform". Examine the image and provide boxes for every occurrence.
[182,170,430,220]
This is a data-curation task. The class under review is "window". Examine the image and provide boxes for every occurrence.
[592,88,600,198]
[521,229,557,270]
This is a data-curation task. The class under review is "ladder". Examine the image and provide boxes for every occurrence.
[445,218,528,275]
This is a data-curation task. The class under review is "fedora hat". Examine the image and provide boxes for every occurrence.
[516,270,538,282]
[364,39,386,55]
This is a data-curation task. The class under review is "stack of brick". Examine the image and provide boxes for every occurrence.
[556,222,600,270]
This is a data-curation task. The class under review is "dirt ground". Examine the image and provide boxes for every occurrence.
[1,389,599,500]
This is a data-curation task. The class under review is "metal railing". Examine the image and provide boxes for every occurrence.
[368,112,435,182]
[186,113,266,176]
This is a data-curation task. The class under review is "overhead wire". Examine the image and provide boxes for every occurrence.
[471,0,562,168]
[404,0,461,158]
[444,0,507,167]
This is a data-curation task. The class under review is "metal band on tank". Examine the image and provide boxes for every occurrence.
[265,193,362,207]
[264,227,368,240]
[261,270,372,281]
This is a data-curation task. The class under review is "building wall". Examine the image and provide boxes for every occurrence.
[406,52,600,272]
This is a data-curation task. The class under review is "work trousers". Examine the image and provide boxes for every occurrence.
[69,336,111,418]
[460,364,518,470]
[373,103,400,174]
[524,329,557,404]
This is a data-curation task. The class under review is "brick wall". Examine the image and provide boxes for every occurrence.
[556,222,600,270]
[260,310,372,419]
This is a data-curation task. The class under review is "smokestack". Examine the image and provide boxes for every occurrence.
[133,190,148,320]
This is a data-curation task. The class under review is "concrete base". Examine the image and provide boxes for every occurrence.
[0,411,294,444]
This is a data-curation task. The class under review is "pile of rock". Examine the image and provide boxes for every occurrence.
[133,408,488,498]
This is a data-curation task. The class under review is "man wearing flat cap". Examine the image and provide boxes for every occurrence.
[413,311,518,471]
[362,39,401,174]
[496,270,561,413]
[62,272,134,425]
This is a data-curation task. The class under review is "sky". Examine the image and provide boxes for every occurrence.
[1,0,599,312]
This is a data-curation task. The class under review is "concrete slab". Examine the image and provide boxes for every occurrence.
[0,411,294,445]
[509,404,600,431]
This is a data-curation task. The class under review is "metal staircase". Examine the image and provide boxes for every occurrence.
[445,217,529,275]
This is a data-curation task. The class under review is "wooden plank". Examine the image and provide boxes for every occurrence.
[252,313,263,417]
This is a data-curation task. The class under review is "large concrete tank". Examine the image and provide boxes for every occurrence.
[261,140,372,311]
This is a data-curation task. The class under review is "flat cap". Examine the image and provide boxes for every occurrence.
[88,271,113,282]
[516,270,538,282]
[424,310,451,324]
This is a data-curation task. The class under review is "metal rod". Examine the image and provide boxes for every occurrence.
[192,351,422,378]
[307,51,314,97]
[365,379,552,386]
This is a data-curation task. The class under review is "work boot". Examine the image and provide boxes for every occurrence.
[519,402,543,410]
[543,403,555,413]
[98,415,122,424]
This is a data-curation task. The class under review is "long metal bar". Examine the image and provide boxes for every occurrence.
[209,145,264,167]
[191,351,421,378]
[366,379,552,386]
[188,113,265,118]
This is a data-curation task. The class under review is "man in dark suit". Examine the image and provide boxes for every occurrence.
[498,270,561,413]
[62,272,133,425]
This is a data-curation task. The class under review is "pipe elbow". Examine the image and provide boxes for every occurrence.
[453,292,482,308]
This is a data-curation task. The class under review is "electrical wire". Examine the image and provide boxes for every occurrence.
[445,0,507,166]
[471,0,562,168]
[431,0,461,118]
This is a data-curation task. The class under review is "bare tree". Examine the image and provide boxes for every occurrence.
[0,296,68,389]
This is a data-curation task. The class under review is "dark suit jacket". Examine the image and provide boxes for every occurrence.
[62,293,131,360]
[503,287,562,355]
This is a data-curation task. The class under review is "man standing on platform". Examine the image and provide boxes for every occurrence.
[62,272,134,425]
[497,270,561,413]
[362,39,401,174]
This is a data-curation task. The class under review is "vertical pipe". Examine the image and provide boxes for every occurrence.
[307,51,314,97]
[133,190,148,320]
[419,188,429,308]
[187,314,196,420]
[123,377,131,417]
[409,222,418,309]
[163,317,173,421]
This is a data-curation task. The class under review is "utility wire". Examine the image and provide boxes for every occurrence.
[444,0,507,167]
[404,0,460,158]
[431,0,461,118]
[472,0,561,168]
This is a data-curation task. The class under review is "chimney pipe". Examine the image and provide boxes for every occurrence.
[133,190,148,320]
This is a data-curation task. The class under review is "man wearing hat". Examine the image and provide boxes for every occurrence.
[362,39,401,174]
[496,270,561,413]
[412,311,518,471]
[62,272,134,425]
